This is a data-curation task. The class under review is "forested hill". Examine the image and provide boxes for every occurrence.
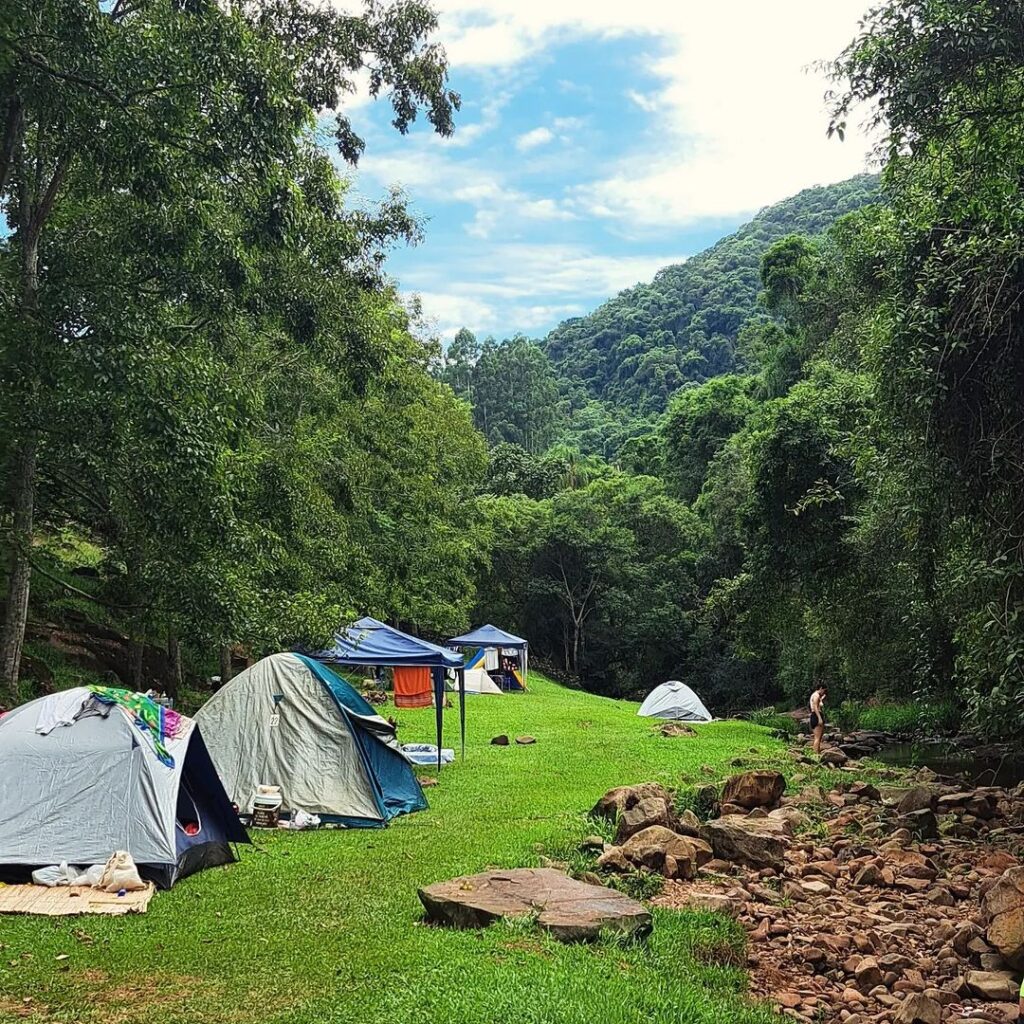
[544,174,881,415]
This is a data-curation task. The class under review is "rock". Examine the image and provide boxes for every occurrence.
[620,825,712,877]
[820,748,849,766]
[854,956,884,990]
[515,735,536,745]
[894,993,941,1024]
[849,781,881,802]
[675,809,702,837]
[595,847,630,872]
[767,806,811,834]
[801,879,832,895]
[418,868,652,942]
[580,835,606,853]
[776,991,802,1009]
[854,864,884,887]
[490,734,509,746]
[721,770,786,809]
[701,817,787,871]
[718,802,747,816]
[682,892,737,916]
[898,808,939,839]
[614,796,675,843]
[659,722,695,738]
[966,970,1018,1002]
[590,783,674,824]
[419,776,439,787]
[897,787,936,815]
[982,866,1024,967]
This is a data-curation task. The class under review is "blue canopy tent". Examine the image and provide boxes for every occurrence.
[312,617,465,772]
[448,624,528,691]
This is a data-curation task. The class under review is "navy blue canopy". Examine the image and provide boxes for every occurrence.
[448,624,528,649]
[311,617,464,770]
[316,617,463,668]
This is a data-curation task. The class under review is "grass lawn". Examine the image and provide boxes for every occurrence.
[1,675,782,1024]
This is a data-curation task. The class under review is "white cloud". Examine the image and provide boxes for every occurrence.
[427,0,873,224]
[515,126,555,151]
[626,89,659,113]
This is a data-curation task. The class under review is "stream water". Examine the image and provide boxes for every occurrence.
[874,740,1024,788]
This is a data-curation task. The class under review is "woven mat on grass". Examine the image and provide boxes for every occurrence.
[0,883,155,916]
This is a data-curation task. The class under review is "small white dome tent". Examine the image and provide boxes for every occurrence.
[637,680,712,722]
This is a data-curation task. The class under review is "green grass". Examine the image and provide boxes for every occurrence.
[830,698,960,735]
[0,675,780,1024]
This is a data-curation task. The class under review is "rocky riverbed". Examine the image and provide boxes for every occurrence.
[587,746,1024,1023]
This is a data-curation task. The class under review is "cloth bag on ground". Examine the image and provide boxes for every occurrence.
[98,850,147,892]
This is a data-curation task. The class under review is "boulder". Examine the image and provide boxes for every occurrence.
[590,783,674,824]
[675,809,702,837]
[595,847,630,873]
[896,787,936,815]
[701,817,787,871]
[720,770,786,810]
[767,806,810,834]
[966,970,1018,1001]
[614,795,675,844]
[418,868,652,942]
[820,748,849,766]
[894,993,941,1024]
[620,825,712,878]
[658,722,695,738]
[849,781,881,802]
[897,808,938,839]
[983,866,1024,968]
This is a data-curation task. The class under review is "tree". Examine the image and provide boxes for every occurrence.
[0,0,460,699]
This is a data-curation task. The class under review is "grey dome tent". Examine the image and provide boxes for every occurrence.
[637,680,712,722]
[195,653,427,827]
[0,688,248,889]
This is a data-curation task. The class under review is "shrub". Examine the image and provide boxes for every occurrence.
[746,706,799,737]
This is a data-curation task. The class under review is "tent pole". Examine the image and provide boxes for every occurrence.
[458,666,466,760]
[433,667,444,774]
[523,646,528,689]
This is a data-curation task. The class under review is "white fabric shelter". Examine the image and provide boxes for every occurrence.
[447,668,502,695]
[637,680,712,722]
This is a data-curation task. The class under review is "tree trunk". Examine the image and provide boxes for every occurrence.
[166,632,182,699]
[571,617,581,672]
[0,437,37,701]
[219,644,233,687]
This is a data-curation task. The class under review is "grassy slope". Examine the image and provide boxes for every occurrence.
[1,675,781,1024]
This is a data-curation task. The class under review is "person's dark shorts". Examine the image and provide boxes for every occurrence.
[809,712,821,730]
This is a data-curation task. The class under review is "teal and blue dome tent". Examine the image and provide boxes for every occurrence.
[195,653,427,827]
[448,624,528,691]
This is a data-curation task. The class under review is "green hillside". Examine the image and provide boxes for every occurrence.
[545,174,881,416]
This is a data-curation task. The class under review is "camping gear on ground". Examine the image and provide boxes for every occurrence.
[637,681,713,722]
[401,743,455,765]
[393,665,433,708]
[279,810,321,830]
[97,851,147,893]
[312,616,467,770]
[0,688,248,889]
[448,625,528,691]
[195,653,427,827]
[251,786,283,828]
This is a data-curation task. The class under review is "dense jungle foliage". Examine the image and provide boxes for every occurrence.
[4,0,1024,739]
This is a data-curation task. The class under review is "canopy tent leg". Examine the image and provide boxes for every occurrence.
[432,667,444,773]
[458,666,466,760]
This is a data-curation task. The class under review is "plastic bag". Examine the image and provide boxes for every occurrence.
[97,851,147,892]
[31,862,77,887]
[278,809,321,830]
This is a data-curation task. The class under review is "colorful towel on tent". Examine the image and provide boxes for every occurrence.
[87,686,185,768]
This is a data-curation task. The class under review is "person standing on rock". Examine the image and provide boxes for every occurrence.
[809,684,827,755]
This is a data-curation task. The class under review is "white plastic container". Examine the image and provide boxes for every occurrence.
[251,785,282,828]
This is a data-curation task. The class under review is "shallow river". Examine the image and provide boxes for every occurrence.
[874,740,1024,788]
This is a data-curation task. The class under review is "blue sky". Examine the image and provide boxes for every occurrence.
[343,0,874,343]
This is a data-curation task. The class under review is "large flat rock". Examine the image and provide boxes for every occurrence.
[418,867,652,942]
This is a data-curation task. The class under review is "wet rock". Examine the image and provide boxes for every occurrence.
[721,770,786,810]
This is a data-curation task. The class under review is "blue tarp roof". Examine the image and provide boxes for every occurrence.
[448,624,528,649]
[314,617,463,669]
